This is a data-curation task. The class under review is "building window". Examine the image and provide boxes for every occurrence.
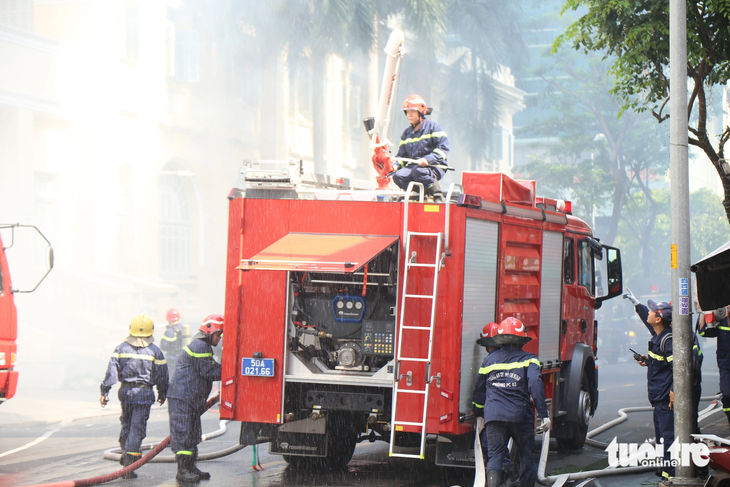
[173,29,200,83]
[0,0,34,31]
[158,174,191,279]
[117,0,140,62]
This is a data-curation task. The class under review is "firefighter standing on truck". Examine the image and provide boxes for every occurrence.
[392,94,449,203]
[481,317,550,487]
[623,291,676,480]
[167,314,223,482]
[100,314,168,479]
[161,308,184,381]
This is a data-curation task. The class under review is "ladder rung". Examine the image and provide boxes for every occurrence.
[390,452,424,459]
[396,389,427,395]
[402,325,431,330]
[408,232,441,237]
[404,294,434,299]
[394,421,426,426]
[406,263,437,268]
[398,357,429,362]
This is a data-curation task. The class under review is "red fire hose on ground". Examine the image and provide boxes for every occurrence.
[20,394,223,487]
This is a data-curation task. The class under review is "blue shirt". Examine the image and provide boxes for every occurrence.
[396,119,449,175]
[101,341,169,404]
[635,304,674,403]
[700,316,730,369]
[167,337,222,411]
[161,324,183,355]
[472,345,548,423]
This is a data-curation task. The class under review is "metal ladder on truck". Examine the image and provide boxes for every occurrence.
[389,181,446,459]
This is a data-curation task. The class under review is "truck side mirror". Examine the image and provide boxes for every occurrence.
[595,245,622,309]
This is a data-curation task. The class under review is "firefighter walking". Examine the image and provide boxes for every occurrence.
[478,317,550,487]
[100,314,168,479]
[161,308,184,381]
[392,94,450,203]
[167,314,223,482]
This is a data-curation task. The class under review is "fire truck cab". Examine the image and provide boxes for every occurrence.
[220,161,622,468]
[0,224,54,404]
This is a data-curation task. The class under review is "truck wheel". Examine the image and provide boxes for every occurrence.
[557,374,591,450]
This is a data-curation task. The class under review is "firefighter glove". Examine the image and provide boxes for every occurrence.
[157,393,166,405]
[535,417,551,434]
[622,288,640,306]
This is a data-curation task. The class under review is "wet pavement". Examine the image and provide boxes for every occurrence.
[1,355,727,487]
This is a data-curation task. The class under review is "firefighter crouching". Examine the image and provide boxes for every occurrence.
[478,317,549,487]
[161,308,184,381]
[167,314,223,482]
[392,94,450,203]
[100,314,169,479]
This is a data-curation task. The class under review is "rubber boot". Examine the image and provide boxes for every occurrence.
[487,470,502,487]
[426,181,445,203]
[119,450,126,466]
[120,453,139,479]
[176,455,200,483]
[191,453,211,480]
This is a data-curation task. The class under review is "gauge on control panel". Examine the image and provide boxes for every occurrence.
[346,301,354,309]
[336,301,344,309]
[355,301,363,310]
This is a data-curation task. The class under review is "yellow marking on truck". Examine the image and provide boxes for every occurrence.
[396,425,404,431]
[424,205,440,212]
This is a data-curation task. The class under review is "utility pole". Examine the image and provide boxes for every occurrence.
[669,0,695,483]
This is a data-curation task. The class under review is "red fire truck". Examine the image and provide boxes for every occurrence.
[219,162,623,468]
[0,224,54,404]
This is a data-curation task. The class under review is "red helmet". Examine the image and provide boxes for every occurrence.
[199,314,224,335]
[497,317,527,337]
[402,94,432,116]
[493,317,532,345]
[476,322,500,347]
[166,308,180,323]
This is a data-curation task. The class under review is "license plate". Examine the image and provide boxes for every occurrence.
[241,358,275,377]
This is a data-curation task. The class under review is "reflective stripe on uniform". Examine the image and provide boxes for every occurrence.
[399,131,448,146]
[161,335,177,342]
[111,353,155,361]
[472,401,484,409]
[433,148,447,158]
[719,326,730,331]
[127,452,142,456]
[694,345,702,356]
[648,351,666,361]
[666,355,673,362]
[184,346,212,358]
[154,359,166,365]
[177,450,193,455]
[724,407,730,412]
[479,358,540,375]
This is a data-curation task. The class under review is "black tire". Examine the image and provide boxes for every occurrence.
[556,374,591,450]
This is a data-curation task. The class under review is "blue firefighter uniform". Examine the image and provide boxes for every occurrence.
[635,304,675,479]
[160,324,183,381]
[478,345,548,486]
[100,341,168,457]
[392,119,449,191]
[167,336,222,458]
[699,315,729,421]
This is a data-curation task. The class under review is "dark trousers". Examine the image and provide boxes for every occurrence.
[486,420,536,486]
[392,166,439,191]
[653,400,675,478]
[169,398,202,456]
[119,403,151,454]
[719,367,730,411]
[693,382,702,434]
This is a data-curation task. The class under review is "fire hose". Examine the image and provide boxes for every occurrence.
[19,394,244,487]
[534,394,722,486]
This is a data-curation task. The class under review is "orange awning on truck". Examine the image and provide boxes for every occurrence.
[238,233,398,273]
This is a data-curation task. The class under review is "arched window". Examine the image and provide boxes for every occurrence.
[158,174,191,279]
